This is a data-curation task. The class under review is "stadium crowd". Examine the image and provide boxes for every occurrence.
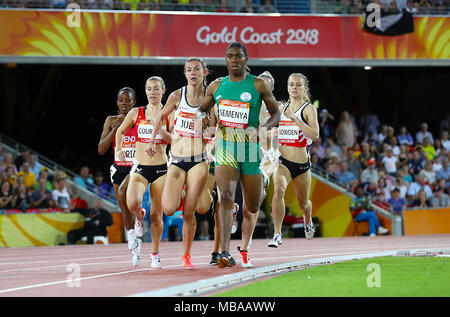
[310,110,450,214]
[0,0,448,14]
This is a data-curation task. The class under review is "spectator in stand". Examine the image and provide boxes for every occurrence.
[26,152,43,179]
[34,167,53,192]
[359,142,375,167]
[228,0,245,11]
[352,0,365,13]
[366,181,378,198]
[4,166,16,186]
[382,148,398,177]
[216,0,233,12]
[441,130,450,152]
[328,152,342,175]
[324,136,341,157]
[430,186,449,208]
[200,0,217,12]
[16,161,36,192]
[319,109,335,141]
[336,161,358,190]
[421,137,435,162]
[14,148,30,172]
[398,144,409,166]
[258,0,278,13]
[383,126,396,146]
[346,149,362,179]
[388,188,406,215]
[10,183,30,211]
[52,178,73,212]
[334,0,353,13]
[408,149,425,175]
[416,122,434,145]
[406,0,419,13]
[397,126,414,147]
[336,111,357,147]
[322,159,337,180]
[67,199,113,245]
[361,158,379,185]
[436,158,449,187]
[0,181,14,209]
[310,152,321,171]
[393,175,408,199]
[376,177,391,201]
[378,124,388,145]
[407,174,432,202]
[74,166,94,190]
[411,189,432,208]
[390,136,401,156]
[240,0,258,12]
[434,139,444,158]
[360,113,380,140]
[419,160,436,185]
[311,137,327,160]
[93,172,110,200]
[350,185,389,237]
[30,178,55,209]
[0,153,18,174]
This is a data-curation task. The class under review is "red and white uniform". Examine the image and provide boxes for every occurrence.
[112,118,137,167]
[173,86,202,138]
[135,106,168,145]
[278,101,311,148]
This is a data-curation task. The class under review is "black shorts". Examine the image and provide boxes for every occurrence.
[168,152,207,173]
[132,163,167,184]
[110,164,132,185]
[279,156,311,180]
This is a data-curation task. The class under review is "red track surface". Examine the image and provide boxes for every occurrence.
[1,234,449,297]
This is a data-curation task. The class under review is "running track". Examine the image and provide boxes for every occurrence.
[1,234,449,297]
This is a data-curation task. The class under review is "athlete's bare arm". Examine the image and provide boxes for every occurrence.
[198,79,222,114]
[150,90,180,142]
[98,115,123,155]
[285,103,320,141]
[255,77,280,130]
[115,108,138,162]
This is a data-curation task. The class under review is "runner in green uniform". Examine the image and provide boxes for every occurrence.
[197,42,280,268]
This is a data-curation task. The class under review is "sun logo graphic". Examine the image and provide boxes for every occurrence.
[66,3,81,28]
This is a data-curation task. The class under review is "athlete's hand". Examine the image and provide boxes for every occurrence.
[284,108,295,120]
[145,141,156,157]
[112,113,126,130]
[116,149,127,162]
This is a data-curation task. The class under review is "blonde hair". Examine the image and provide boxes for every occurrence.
[258,71,275,91]
[287,73,311,104]
[146,76,166,91]
[184,57,209,88]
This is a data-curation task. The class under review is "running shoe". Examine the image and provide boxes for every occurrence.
[262,170,270,188]
[131,238,142,267]
[240,250,253,268]
[377,226,389,235]
[217,251,236,268]
[127,229,138,250]
[151,253,162,268]
[267,234,282,248]
[209,252,221,265]
[304,219,315,240]
[231,203,239,234]
[134,208,146,238]
[182,254,195,269]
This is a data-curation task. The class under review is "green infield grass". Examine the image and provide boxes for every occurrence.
[214,256,450,297]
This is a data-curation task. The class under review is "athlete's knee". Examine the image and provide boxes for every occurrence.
[149,212,162,225]
[127,199,141,214]
[299,200,312,212]
[219,190,234,209]
[273,185,286,200]
[162,197,181,215]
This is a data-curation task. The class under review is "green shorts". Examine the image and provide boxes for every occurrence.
[215,139,261,175]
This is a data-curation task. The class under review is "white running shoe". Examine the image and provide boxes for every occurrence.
[240,250,253,268]
[262,170,270,188]
[231,203,239,234]
[378,226,389,235]
[304,220,315,240]
[134,208,146,238]
[127,229,138,250]
[267,234,282,248]
[150,253,162,268]
[131,238,142,267]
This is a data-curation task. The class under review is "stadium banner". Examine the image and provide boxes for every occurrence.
[0,9,448,61]
[0,212,123,247]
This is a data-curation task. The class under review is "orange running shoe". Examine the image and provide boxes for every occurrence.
[182,254,195,269]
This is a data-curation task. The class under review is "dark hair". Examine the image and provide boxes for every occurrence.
[117,87,136,100]
[226,42,251,73]
[227,42,248,58]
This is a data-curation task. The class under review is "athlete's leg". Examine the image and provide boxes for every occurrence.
[215,164,240,254]
[182,161,209,256]
[126,173,149,219]
[292,169,312,225]
[197,172,215,215]
[162,165,186,216]
[271,164,292,235]
[116,174,134,230]
[149,174,166,253]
